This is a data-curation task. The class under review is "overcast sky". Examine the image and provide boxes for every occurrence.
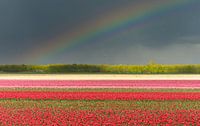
[0,0,200,64]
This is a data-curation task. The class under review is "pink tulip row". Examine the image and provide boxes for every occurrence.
[0,80,200,88]
[1,91,200,100]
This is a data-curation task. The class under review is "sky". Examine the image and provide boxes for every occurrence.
[0,0,200,64]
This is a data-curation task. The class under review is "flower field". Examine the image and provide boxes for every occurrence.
[1,80,200,88]
[1,91,200,100]
[0,78,200,125]
[1,107,200,125]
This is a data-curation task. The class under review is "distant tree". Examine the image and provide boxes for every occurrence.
[148,60,157,65]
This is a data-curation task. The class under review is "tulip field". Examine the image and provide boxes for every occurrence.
[0,75,200,125]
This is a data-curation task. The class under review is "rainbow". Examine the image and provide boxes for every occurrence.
[23,0,195,63]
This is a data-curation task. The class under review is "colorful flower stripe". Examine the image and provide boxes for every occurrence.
[0,108,200,125]
[1,91,200,100]
[1,80,200,88]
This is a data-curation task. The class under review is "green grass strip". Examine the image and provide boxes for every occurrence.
[0,99,200,111]
[0,88,200,92]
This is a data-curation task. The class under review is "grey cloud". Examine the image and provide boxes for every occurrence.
[0,0,200,64]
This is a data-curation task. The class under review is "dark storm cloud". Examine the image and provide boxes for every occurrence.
[0,0,130,42]
[116,1,200,48]
[0,0,200,64]
[0,1,115,43]
[0,0,130,63]
[141,3,200,47]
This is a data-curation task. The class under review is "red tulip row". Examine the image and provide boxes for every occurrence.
[0,107,199,125]
[1,91,200,100]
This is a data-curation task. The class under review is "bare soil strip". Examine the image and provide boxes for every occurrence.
[0,74,200,80]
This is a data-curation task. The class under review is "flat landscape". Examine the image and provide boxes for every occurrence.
[0,74,200,125]
[1,0,200,125]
